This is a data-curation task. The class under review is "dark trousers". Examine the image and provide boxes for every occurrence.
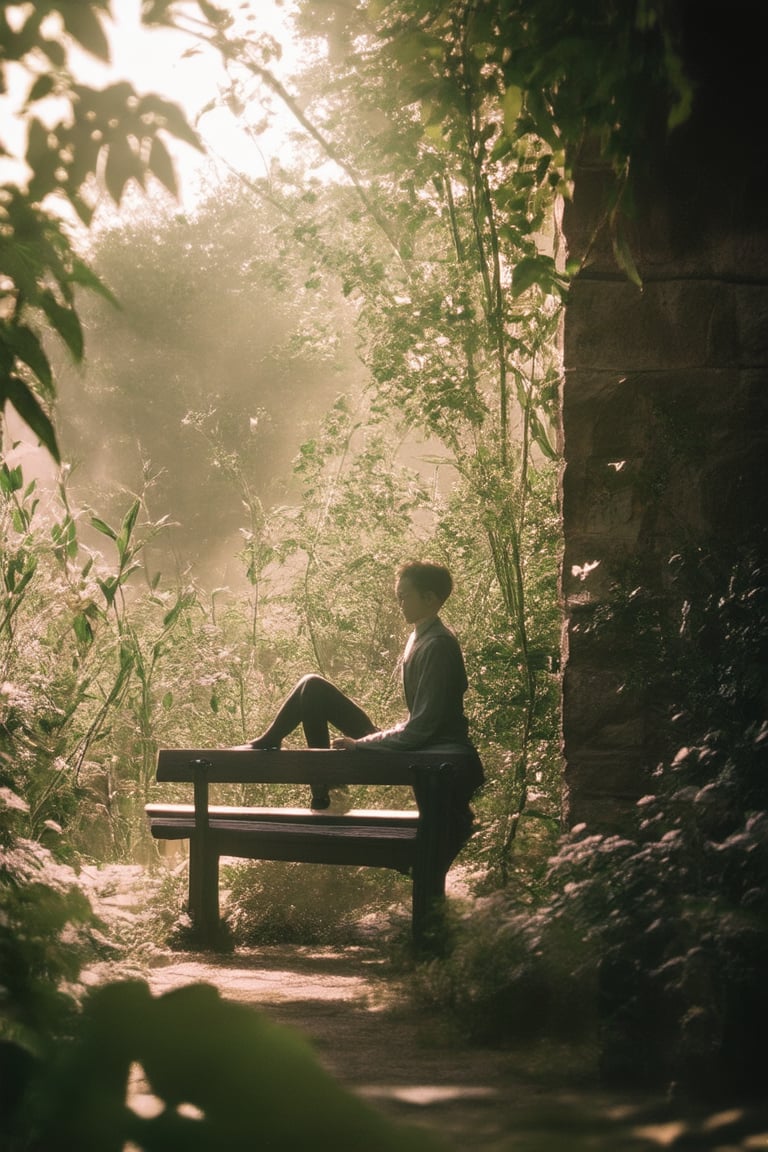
[261,674,378,748]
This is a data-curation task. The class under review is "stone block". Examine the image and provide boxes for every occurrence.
[560,90,768,838]
[562,751,649,797]
[735,287,768,364]
[562,781,646,833]
[562,666,646,750]
[564,279,739,372]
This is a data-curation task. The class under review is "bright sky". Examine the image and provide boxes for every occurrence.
[110,0,304,207]
[101,0,303,205]
[0,0,303,211]
[0,0,303,470]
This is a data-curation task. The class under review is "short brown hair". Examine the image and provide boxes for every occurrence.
[397,561,453,604]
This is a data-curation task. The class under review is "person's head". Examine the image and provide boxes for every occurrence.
[395,561,453,624]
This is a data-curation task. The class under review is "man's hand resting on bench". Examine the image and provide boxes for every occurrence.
[331,736,356,750]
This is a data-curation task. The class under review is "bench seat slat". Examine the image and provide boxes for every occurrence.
[149,816,417,871]
[206,820,416,841]
[146,803,419,826]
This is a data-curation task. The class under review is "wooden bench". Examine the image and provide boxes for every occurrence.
[147,748,481,949]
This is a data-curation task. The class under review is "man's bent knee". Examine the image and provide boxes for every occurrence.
[297,673,331,699]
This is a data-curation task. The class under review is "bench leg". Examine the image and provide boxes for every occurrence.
[412,863,447,948]
[188,839,220,947]
[411,762,453,948]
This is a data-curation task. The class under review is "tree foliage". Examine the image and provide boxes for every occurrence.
[0,1,230,459]
[196,0,571,869]
[6,979,441,1152]
[54,181,363,575]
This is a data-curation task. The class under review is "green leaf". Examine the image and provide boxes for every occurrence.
[118,562,142,583]
[0,463,24,495]
[67,191,95,227]
[40,38,66,68]
[1,322,54,396]
[104,135,145,204]
[611,227,643,289]
[27,74,56,103]
[162,691,173,710]
[502,85,523,138]
[2,375,60,461]
[73,613,94,645]
[117,499,141,558]
[118,641,135,674]
[38,291,84,361]
[137,94,204,151]
[521,87,560,151]
[97,575,119,605]
[25,117,59,201]
[141,0,175,24]
[9,562,36,598]
[511,256,548,297]
[60,3,110,61]
[148,136,178,196]
[529,409,558,460]
[490,133,512,162]
[68,258,121,308]
[90,516,117,540]
[389,29,443,68]
[197,0,231,27]
[534,153,553,183]
[163,595,190,629]
[66,520,78,558]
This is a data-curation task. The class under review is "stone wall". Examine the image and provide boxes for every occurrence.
[560,11,768,829]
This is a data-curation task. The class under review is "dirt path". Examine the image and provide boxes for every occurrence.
[81,865,767,1152]
[138,944,768,1152]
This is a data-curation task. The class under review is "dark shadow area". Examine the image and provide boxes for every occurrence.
[143,944,768,1151]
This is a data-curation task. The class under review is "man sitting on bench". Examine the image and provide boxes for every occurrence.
[234,560,483,856]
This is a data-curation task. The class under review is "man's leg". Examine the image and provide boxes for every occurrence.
[250,674,376,748]
[246,675,309,749]
[247,675,377,809]
[297,674,377,748]
[298,675,377,808]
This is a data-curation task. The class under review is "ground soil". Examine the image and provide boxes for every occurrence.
[80,865,768,1152]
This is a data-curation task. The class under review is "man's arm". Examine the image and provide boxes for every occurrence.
[347,636,460,751]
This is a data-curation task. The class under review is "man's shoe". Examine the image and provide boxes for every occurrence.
[310,788,331,810]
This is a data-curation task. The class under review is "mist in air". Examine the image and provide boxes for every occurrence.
[53,183,364,589]
[41,1,343,591]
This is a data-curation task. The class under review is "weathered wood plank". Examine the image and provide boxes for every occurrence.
[155,746,475,785]
[146,803,419,825]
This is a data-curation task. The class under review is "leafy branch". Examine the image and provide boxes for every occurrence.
[0,1,213,459]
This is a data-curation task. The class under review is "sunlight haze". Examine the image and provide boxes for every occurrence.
[100,0,302,206]
[0,1,301,209]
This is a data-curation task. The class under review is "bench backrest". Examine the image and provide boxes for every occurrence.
[156,748,474,789]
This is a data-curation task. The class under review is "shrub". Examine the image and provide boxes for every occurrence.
[222,860,411,946]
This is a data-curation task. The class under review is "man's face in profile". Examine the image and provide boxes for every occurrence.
[395,576,439,625]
